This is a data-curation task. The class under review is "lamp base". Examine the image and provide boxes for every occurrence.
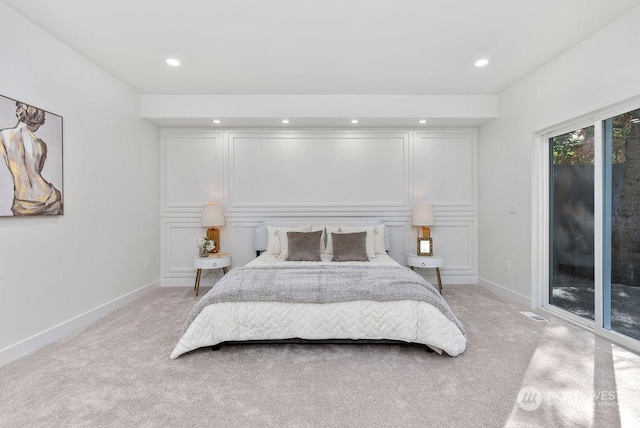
[421,226,431,239]
[206,227,220,253]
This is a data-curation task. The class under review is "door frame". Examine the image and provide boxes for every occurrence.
[535,98,640,353]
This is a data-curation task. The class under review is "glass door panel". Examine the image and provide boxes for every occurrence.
[603,108,640,341]
[550,126,595,320]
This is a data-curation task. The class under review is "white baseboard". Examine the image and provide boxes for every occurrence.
[0,280,160,368]
[478,277,534,308]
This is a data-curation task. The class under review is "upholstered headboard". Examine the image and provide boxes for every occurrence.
[254,218,391,252]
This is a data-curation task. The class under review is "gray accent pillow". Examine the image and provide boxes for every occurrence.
[331,232,369,262]
[286,230,323,261]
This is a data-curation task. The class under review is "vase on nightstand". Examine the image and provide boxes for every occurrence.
[198,247,209,258]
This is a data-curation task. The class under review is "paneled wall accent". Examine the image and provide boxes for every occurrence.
[161,129,478,286]
[414,130,478,213]
[161,131,224,284]
[162,131,223,213]
[226,131,410,212]
[413,130,479,279]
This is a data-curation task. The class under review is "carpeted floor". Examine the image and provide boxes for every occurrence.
[1,285,639,427]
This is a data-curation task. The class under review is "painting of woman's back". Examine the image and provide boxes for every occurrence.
[0,95,63,216]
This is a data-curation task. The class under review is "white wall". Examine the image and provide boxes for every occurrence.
[140,94,499,123]
[0,5,160,359]
[478,7,640,306]
[161,129,478,286]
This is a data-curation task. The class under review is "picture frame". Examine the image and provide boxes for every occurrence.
[0,94,63,217]
[417,237,433,256]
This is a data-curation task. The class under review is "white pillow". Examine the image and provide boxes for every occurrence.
[323,226,341,255]
[338,226,376,259]
[311,225,326,253]
[266,226,281,255]
[278,226,312,258]
[374,224,386,254]
[267,226,310,255]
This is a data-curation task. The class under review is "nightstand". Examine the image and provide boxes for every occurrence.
[193,253,231,296]
[406,254,444,294]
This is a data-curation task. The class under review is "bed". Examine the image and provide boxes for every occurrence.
[171,219,467,358]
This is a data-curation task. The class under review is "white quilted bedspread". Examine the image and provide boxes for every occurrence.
[171,299,466,358]
[171,253,467,358]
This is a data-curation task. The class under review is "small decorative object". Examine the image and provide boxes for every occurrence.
[197,237,216,257]
[417,237,433,256]
[202,203,225,253]
[412,202,436,255]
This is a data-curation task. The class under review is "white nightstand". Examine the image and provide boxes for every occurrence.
[406,254,444,294]
[193,253,231,296]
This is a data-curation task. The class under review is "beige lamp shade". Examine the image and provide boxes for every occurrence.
[202,203,225,227]
[412,203,435,241]
[412,203,436,226]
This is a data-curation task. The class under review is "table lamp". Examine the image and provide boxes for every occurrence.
[202,203,225,253]
[412,203,435,255]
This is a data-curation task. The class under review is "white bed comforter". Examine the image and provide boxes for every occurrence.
[171,254,467,358]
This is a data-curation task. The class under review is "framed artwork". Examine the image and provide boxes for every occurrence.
[417,237,433,256]
[0,94,63,216]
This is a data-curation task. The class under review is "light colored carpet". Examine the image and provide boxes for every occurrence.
[1,285,639,427]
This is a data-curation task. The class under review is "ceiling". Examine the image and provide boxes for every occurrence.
[3,0,640,97]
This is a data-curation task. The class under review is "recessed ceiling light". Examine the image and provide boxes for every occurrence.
[419,120,427,124]
[166,58,181,66]
[351,119,359,124]
[282,119,290,124]
[212,120,221,124]
[474,58,489,67]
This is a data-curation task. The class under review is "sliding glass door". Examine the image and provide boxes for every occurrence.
[603,108,640,341]
[546,105,640,347]
[549,126,595,322]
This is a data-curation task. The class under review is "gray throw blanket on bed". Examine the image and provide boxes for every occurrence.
[182,265,466,336]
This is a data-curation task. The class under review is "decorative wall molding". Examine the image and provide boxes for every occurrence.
[225,131,411,212]
[162,219,228,278]
[160,129,479,286]
[161,130,223,213]
[414,130,478,214]
[162,221,200,278]
[431,219,477,276]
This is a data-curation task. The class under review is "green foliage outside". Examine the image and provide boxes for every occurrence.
[552,112,633,165]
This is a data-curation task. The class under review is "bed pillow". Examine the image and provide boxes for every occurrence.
[374,224,386,254]
[286,230,323,261]
[278,226,312,258]
[267,226,310,255]
[310,225,326,253]
[338,226,376,259]
[331,232,369,262]
[323,226,341,255]
[266,226,281,255]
